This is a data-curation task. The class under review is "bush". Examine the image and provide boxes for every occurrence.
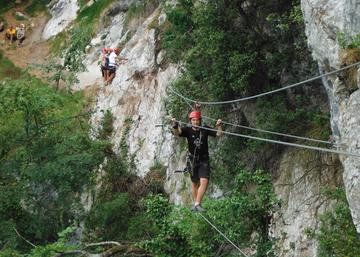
[0,76,108,250]
[85,193,132,240]
[307,188,360,257]
[25,0,52,16]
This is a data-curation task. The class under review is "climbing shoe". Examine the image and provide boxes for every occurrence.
[190,204,206,212]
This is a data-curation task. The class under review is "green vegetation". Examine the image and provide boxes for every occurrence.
[0,0,339,256]
[306,188,360,257]
[0,74,109,252]
[50,32,67,56]
[338,32,360,49]
[0,52,22,80]
[164,0,329,150]
[0,0,15,15]
[98,110,114,140]
[124,0,160,27]
[162,0,330,253]
[25,0,52,16]
[142,170,277,256]
[336,32,360,92]
[13,12,27,21]
[37,24,93,90]
[77,0,114,32]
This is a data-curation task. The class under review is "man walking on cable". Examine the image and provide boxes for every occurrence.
[171,108,223,212]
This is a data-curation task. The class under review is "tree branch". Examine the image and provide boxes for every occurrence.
[85,241,121,248]
[52,250,90,257]
[51,241,150,257]
[13,227,36,248]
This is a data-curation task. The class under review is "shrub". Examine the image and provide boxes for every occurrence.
[307,188,360,257]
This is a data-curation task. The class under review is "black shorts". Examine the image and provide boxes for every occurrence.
[190,159,211,183]
[101,66,108,76]
[108,66,116,75]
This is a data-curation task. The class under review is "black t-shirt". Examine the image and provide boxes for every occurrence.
[179,126,217,158]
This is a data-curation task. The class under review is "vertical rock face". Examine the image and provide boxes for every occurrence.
[42,0,79,40]
[301,0,360,232]
[70,2,194,204]
[270,150,342,257]
[40,1,356,254]
[67,1,193,205]
[82,8,179,178]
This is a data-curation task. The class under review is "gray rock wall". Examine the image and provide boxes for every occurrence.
[301,0,360,232]
[271,150,342,257]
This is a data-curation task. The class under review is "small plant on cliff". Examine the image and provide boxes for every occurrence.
[337,32,360,49]
[98,110,114,140]
[306,187,360,257]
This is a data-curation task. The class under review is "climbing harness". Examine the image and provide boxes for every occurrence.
[178,130,203,176]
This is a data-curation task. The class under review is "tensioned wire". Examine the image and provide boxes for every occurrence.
[197,212,249,257]
[201,115,332,145]
[178,94,332,146]
[168,61,360,105]
[175,120,360,158]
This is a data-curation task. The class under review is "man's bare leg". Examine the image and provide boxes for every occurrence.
[195,178,209,204]
[192,182,199,202]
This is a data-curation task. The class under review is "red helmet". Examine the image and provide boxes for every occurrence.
[189,111,201,120]
[113,47,120,53]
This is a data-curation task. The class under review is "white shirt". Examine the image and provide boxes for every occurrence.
[108,52,118,67]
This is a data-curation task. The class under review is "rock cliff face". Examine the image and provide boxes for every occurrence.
[41,0,358,256]
[301,0,360,233]
[270,150,342,257]
[42,0,79,39]
[79,7,179,178]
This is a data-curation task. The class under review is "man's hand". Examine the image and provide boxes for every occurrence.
[171,118,179,128]
[215,119,222,127]
[194,101,201,111]
[215,119,223,137]
[171,118,181,136]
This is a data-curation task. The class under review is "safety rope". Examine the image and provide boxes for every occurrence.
[175,120,360,158]
[201,115,332,145]
[197,212,249,257]
[168,61,360,105]
[178,96,332,145]
[171,80,333,146]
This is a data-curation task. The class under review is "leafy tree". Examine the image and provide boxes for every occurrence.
[141,194,199,257]
[34,24,92,90]
[85,193,132,240]
[0,76,108,251]
[164,0,326,144]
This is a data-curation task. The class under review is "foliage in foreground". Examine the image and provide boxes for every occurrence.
[307,188,360,257]
[0,76,108,251]
[141,170,277,257]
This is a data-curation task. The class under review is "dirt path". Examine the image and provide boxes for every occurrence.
[0,4,101,95]
[0,6,51,74]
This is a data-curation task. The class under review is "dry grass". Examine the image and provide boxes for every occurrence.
[339,48,360,91]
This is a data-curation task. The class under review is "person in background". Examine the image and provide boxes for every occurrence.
[105,47,128,85]
[100,48,110,83]
[5,24,16,44]
[16,23,25,46]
